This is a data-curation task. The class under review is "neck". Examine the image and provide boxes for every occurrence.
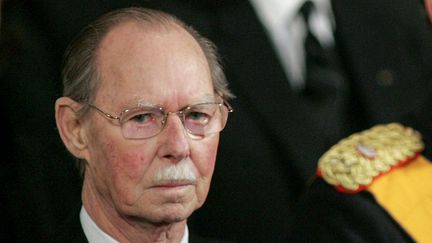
[81,178,186,243]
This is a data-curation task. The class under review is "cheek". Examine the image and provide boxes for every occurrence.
[97,142,156,203]
[193,137,219,178]
[84,119,157,204]
[190,137,219,206]
[111,151,150,180]
[107,144,158,191]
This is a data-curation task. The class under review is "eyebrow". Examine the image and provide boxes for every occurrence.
[137,100,155,107]
[134,94,219,108]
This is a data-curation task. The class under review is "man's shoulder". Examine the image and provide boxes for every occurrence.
[288,123,427,242]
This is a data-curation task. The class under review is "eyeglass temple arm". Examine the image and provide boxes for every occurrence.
[87,104,120,120]
[223,100,234,112]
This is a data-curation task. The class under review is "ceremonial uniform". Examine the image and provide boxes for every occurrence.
[288,123,432,242]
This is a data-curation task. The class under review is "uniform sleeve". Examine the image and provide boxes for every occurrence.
[286,178,414,243]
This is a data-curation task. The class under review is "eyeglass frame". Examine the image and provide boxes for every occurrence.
[86,99,233,139]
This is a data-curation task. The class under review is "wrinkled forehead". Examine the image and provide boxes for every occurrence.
[93,20,213,108]
[98,20,180,51]
[96,20,206,66]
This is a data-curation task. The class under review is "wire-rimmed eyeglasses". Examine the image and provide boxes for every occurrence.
[87,101,233,140]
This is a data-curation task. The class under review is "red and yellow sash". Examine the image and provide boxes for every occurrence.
[368,155,432,243]
[317,123,431,242]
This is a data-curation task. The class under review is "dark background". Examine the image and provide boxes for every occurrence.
[1,0,431,242]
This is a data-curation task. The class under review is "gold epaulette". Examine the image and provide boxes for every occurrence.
[317,123,424,193]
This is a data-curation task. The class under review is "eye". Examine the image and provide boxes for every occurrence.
[130,112,156,124]
[185,104,218,125]
[187,111,210,123]
[121,107,164,125]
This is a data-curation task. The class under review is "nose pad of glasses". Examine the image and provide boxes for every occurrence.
[162,112,206,140]
[161,112,187,133]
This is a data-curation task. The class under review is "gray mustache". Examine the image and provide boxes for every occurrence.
[153,162,197,184]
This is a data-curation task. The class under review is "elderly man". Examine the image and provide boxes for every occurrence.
[54,7,233,243]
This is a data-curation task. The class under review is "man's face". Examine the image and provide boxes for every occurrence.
[81,22,218,224]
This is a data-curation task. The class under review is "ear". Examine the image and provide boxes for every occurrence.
[55,97,89,160]
[426,0,432,23]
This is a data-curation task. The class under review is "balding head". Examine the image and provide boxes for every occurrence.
[55,7,233,241]
[62,7,232,117]
[61,7,233,174]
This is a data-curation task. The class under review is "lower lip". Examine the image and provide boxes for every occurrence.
[152,184,193,190]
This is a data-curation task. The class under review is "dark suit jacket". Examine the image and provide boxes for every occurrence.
[52,206,232,243]
[287,179,416,243]
[170,0,432,241]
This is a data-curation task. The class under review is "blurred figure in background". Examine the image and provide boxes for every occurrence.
[182,1,432,241]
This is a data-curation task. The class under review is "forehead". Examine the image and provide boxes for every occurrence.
[95,20,213,108]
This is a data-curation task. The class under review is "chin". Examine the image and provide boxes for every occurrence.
[119,190,201,224]
[142,209,191,226]
[159,203,196,223]
[158,214,188,224]
[132,201,197,225]
[122,206,190,226]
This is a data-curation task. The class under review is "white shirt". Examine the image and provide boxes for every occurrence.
[249,0,335,90]
[80,206,189,243]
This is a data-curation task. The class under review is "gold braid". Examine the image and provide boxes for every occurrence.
[318,123,424,191]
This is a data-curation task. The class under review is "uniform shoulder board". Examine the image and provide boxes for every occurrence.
[317,123,424,193]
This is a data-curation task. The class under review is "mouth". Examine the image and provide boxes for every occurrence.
[151,180,196,189]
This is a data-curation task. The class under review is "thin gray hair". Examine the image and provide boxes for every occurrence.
[61,7,234,174]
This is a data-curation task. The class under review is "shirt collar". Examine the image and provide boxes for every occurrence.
[249,0,334,32]
[80,206,189,243]
[249,0,302,30]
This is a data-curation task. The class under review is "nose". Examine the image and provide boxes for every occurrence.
[157,114,190,162]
